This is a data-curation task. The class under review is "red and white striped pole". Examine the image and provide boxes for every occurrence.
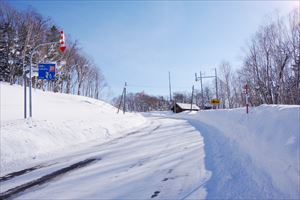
[59,31,66,53]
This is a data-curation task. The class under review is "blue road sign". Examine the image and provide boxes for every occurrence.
[38,63,56,80]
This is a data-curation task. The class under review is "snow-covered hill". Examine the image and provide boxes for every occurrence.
[158,104,300,198]
[0,82,147,175]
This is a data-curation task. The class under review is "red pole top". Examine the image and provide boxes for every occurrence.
[59,30,66,53]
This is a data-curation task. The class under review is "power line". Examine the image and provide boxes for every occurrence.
[126,84,192,89]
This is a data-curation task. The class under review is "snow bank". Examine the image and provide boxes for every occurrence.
[0,82,147,174]
[177,105,300,198]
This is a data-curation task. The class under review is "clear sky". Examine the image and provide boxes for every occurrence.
[8,0,299,99]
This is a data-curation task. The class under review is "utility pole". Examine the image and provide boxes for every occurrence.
[168,71,172,102]
[117,82,127,114]
[215,68,219,108]
[190,85,194,111]
[195,68,219,109]
[123,82,127,114]
[117,90,124,114]
[195,71,204,109]
[200,71,204,109]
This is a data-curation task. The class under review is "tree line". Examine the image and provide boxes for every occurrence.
[114,9,299,112]
[0,1,106,99]
[194,9,299,109]
[1,1,298,110]
[218,9,299,107]
[112,92,170,112]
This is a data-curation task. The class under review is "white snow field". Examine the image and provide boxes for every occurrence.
[1,82,299,199]
[154,104,300,199]
[0,82,147,174]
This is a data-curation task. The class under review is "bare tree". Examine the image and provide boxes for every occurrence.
[219,61,234,108]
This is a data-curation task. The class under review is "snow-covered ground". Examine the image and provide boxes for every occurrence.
[1,82,299,199]
[150,104,300,199]
[0,82,147,174]
[1,117,209,199]
[1,83,209,199]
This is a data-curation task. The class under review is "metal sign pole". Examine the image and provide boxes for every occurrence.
[28,42,60,118]
[123,82,127,114]
[215,68,218,100]
[23,70,27,119]
[29,51,34,118]
[245,84,249,114]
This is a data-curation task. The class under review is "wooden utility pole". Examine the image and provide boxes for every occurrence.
[195,69,219,109]
[117,82,127,114]
[190,85,194,111]
[117,90,124,114]
[123,82,127,114]
[195,72,204,109]
[215,68,219,108]
[200,71,204,109]
[168,71,172,102]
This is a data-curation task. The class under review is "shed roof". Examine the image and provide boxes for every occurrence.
[176,103,200,110]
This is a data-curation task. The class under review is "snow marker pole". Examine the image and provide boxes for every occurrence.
[245,84,249,114]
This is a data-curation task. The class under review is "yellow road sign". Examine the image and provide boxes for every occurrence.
[210,99,220,105]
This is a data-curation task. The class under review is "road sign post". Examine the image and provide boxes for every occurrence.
[210,99,220,109]
[245,84,249,114]
[25,30,66,118]
[29,42,58,118]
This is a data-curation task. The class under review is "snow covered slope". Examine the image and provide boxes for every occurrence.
[167,105,300,199]
[1,82,299,199]
[0,82,146,175]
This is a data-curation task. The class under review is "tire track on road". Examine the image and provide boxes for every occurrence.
[0,157,100,200]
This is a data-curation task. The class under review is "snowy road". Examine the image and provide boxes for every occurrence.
[1,110,298,199]
[0,117,209,199]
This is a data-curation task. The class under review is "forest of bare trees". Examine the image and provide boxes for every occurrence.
[182,9,299,109]
[113,9,299,112]
[0,2,106,99]
[217,9,299,108]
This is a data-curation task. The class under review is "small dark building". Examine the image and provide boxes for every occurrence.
[204,103,213,110]
[171,103,200,113]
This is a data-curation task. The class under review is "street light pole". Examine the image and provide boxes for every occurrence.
[23,67,27,118]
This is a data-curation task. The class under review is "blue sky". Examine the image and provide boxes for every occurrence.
[8,0,299,98]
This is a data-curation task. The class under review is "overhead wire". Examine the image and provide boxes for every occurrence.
[126,84,194,89]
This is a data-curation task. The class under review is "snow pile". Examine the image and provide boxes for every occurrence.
[0,82,147,174]
[176,105,300,198]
